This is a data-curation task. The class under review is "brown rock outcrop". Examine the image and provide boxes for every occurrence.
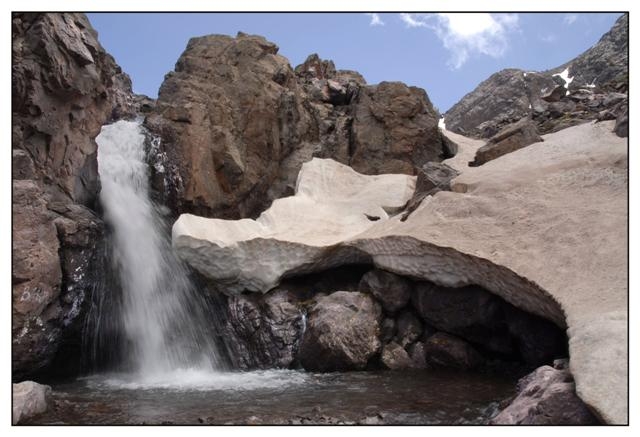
[145,35,449,219]
[12,13,132,377]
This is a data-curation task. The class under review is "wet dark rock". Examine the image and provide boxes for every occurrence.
[223,289,304,369]
[470,117,542,167]
[504,306,566,367]
[412,282,513,355]
[407,341,428,369]
[299,291,381,371]
[424,332,484,370]
[380,317,396,343]
[491,364,599,424]
[359,269,412,314]
[395,310,422,347]
[380,341,414,370]
[12,181,62,377]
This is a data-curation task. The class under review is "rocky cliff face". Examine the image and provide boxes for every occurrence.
[445,13,628,138]
[145,33,450,219]
[12,13,134,378]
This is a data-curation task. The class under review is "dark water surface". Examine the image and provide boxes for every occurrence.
[26,369,516,425]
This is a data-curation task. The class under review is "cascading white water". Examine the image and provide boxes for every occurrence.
[96,119,222,376]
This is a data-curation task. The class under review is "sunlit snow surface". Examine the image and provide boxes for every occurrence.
[438,117,446,130]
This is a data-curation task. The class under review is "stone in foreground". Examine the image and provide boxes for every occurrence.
[491,364,599,424]
[13,381,52,425]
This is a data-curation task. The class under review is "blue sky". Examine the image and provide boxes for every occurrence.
[88,12,623,112]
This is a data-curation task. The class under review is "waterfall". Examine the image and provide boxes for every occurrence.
[95,119,223,375]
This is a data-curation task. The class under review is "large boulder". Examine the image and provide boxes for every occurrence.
[145,32,315,218]
[412,282,513,355]
[358,269,412,314]
[298,292,381,371]
[491,364,599,424]
[12,381,52,424]
[11,13,132,378]
[470,117,542,167]
[350,81,446,175]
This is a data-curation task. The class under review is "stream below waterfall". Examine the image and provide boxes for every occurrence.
[25,369,516,425]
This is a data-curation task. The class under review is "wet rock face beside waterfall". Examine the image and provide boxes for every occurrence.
[298,292,382,372]
[445,14,628,138]
[145,33,448,219]
[12,13,132,378]
[222,290,305,370]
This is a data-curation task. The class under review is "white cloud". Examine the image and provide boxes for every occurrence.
[564,14,578,25]
[540,33,557,43]
[399,13,520,69]
[366,13,384,26]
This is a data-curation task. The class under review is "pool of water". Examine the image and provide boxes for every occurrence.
[25,369,517,425]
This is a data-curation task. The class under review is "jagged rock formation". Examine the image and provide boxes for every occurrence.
[145,33,451,219]
[11,13,134,378]
[445,69,557,138]
[445,14,628,138]
[173,120,627,423]
[491,361,599,424]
